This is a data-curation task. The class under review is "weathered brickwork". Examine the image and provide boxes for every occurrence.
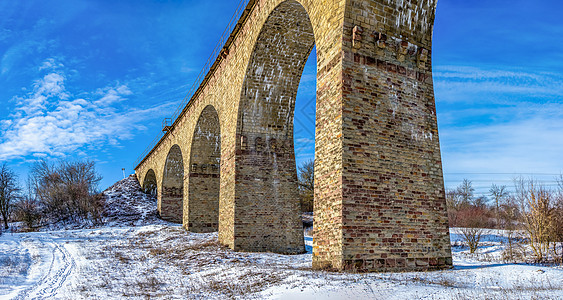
[160,145,184,223]
[142,169,157,196]
[135,0,451,271]
[332,0,452,272]
[234,1,313,254]
[187,105,221,233]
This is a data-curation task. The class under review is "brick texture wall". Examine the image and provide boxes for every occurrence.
[186,105,221,233]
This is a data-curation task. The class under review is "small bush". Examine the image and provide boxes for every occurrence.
[515,179,554,262]
[457,206,492,253]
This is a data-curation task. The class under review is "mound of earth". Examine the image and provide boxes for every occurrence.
[102,175,165,226]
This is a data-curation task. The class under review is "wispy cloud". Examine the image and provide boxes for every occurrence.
[1,41,37,75]
[442,114,563,172]
[0,28,11,42]
[38,58,64,71]
[0,60,173,161]
[434,65,563,103]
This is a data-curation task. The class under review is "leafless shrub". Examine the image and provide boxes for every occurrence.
[460,227,486,254]
[497,196,522,262]
[14,197,41,231]
[515,178,555,262]
[457,206,492,253]
[446,189,463,227]
[501,238,526,263]
[30,160,104,225]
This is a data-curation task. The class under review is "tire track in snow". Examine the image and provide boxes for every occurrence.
[13,237,56,300]
[13,235,76,300]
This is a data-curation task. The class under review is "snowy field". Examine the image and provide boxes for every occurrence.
[1,177,561,299]
[1,226,562,299]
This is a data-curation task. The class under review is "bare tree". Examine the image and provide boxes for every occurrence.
[457,179,474,207]
[447,180,480,227]
[446,189,463,227]
[297,159,314,212]
[553,175,563,262]
[499,195,521,262]
[460,227,485,254]
[0,163,20,230]
[15,197,41,231]
[472,195,490,209]
[31,160,103,224]
[490,184,509,228]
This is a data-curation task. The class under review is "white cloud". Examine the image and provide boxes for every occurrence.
[0,67,173,161]
[440,104,563,193]
[38,58,65,71]
[95,85,132,106]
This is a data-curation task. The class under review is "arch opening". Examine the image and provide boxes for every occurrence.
[233,0,315,254]
[142,169,158,196]
[161,144,184,223]
[187,105,221,233]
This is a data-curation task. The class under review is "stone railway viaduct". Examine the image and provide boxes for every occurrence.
[135,0,452,272]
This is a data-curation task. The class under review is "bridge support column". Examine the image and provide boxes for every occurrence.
[312,0,451,272]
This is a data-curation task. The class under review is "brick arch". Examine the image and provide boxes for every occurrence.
[136,0,452,272]
[231,0,314,254]
[160,144,184,223]
[185,105,221,233]
[142,169,158,196]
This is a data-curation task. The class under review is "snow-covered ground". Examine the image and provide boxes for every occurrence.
[1,177,562,299]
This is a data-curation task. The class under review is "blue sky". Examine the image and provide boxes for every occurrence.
[1,0,562,197]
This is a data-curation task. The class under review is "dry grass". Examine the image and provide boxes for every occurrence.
[0,255,31,284]
[72,226,563,300]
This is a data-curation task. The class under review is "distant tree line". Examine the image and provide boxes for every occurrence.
[446,177,563,262]
[0,160,103,233]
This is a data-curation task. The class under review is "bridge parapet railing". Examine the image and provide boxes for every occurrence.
[134,0,254,168]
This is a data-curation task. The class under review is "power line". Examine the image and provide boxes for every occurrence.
[444,172,562,176]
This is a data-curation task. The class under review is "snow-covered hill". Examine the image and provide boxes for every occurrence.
[0,177,562,299]
[102,175,164,226]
